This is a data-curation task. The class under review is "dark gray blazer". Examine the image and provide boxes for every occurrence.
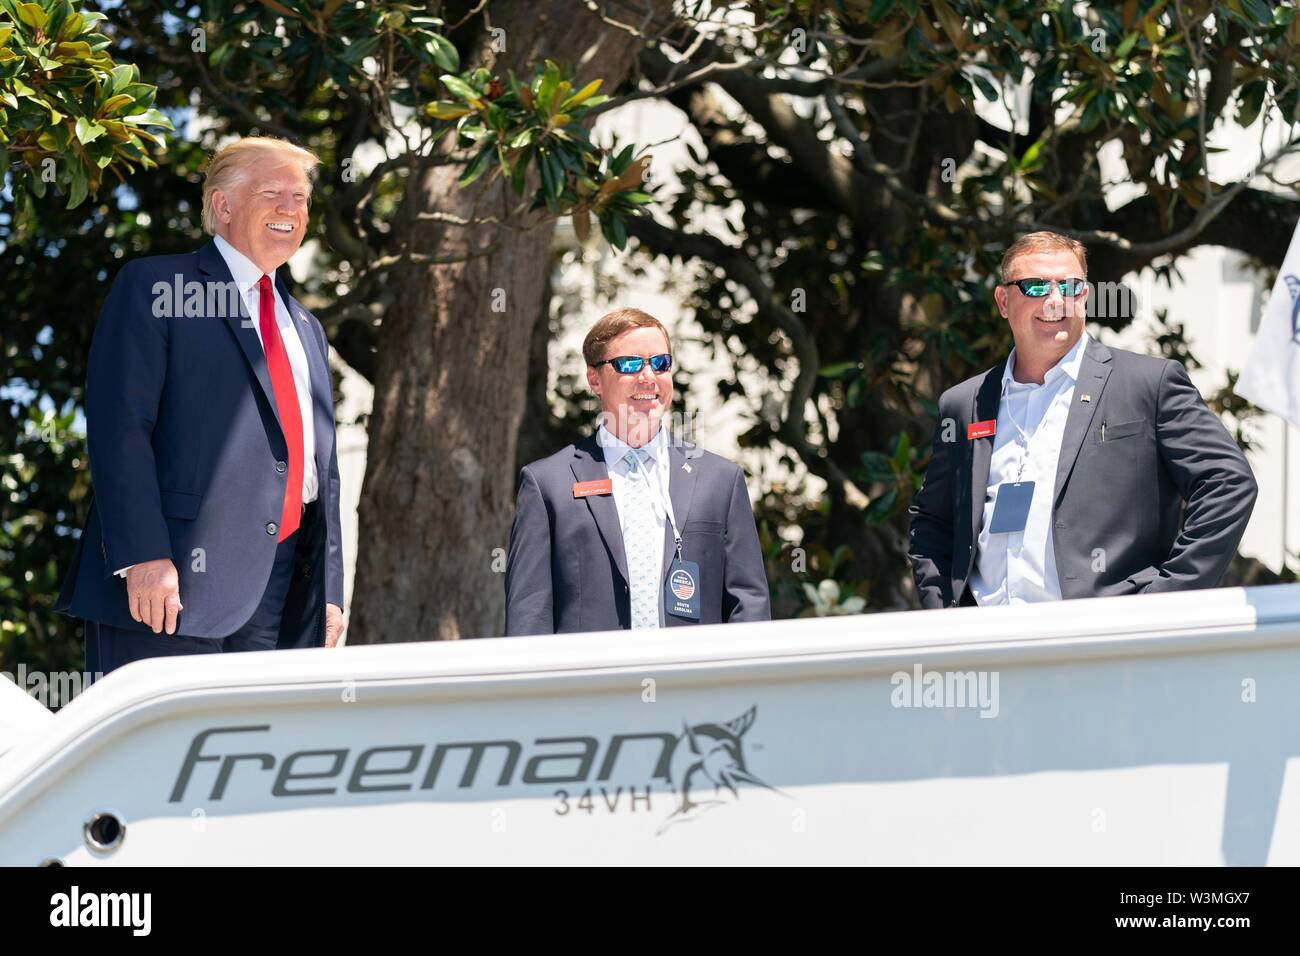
[908,336,1258,609]
[506,433,771,635]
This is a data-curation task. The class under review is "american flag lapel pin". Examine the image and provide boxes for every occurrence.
[682,462,692,473]
[1080,393,1091,403]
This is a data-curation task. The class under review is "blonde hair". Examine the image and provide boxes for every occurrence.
[201,137,320,235]
[583,308,672,366]
[1001,231,1088,279]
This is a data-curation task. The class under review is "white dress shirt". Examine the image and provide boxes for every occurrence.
[214,234,318,503]
[968,331,1089,605]
[115,238,318,577]
[597,424,675,615]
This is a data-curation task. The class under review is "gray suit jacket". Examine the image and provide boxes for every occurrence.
[908,336,1258,609]
[506,433,771,635]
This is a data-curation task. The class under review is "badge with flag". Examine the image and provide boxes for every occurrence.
[671,568,696,600]
[1235,216,1300,427]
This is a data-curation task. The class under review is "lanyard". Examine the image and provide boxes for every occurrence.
[1001,381,1036,483]
[628,447,682,561]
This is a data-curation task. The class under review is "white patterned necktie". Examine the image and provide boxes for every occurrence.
[623,449,660,629]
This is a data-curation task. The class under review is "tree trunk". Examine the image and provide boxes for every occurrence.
[349,1,668,642]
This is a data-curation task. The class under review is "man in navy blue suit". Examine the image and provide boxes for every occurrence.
[506,308,771,634]
[57,137,346,675]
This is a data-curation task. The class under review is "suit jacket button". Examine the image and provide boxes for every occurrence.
[276,461,287,474]
[266,522,278,535]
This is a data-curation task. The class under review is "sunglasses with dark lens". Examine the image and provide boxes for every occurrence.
[593,353,673,374]
[1001,277,1088,297]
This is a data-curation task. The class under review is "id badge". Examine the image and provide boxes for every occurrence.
[989,481,1035,534]
[665,559,701,620]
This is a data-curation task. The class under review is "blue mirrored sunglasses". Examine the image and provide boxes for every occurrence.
[1001,277,1088,297]
[593,353,673,374]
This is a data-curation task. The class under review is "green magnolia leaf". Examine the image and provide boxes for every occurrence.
[536,62,561,113]
[426,33,458,72]
[100,93,135,114]
[120,108,174,129]
[15,2,47,31]
[1019,138,1045,171]
[110,64,136,94]
[1236,79,1267,128]
[510,155,528,196]
[67,164,88,209]
[970,72,999,102]
[74,116,105,144]
[601,212,628,249]
[425,100,471,120]
[864,487,899,523]
[562,78,601,110]
[59,11,83,39]
[439,74,481,106]
[458,144,495,187]
[860,451,895,482]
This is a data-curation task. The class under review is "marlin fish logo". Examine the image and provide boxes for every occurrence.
[1284,274,1300,343]
[657,705,785,834]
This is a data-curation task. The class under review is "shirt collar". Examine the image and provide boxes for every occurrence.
[596,422,668,469]
[1003,328,1090,391]
[213,234,276,293]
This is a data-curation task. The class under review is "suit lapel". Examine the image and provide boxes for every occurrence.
[200,240,283,435]
[572,436,628,584]
[969,362,1005,541]
[1052,337,1112,505]
[661,441,700,580]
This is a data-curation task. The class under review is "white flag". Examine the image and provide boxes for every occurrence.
[1236,216,1300,427]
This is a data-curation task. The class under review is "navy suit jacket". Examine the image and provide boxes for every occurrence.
[56,240,344,645]
[908,336,1258,609]
[505,433,771,635]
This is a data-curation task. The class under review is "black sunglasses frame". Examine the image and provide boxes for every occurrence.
[1000,277,1088,297]
[591,353,674,374]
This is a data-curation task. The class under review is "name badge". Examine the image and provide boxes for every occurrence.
[572,479,613,498]
[665,559,701,620]
[989,481,1035,534]
[968,419,997,440]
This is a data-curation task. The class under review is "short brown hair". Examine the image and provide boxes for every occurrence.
[1001,231,1087,279]
[202,136,320,235]
[582,308,672,366]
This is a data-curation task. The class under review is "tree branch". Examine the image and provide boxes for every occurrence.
[626,216,867,506]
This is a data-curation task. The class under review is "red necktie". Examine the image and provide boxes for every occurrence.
[258,275,303,541]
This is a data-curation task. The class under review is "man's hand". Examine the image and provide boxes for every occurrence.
[125,558,182,635]
[325,603,345,647]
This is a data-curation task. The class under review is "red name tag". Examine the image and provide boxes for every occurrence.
[572,479,613,498]
[967,419,996,440]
